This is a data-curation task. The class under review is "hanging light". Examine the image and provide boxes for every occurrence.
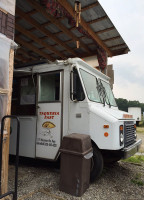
[75,1,81,27]
[75,1,81,48]
[76,40,80,48]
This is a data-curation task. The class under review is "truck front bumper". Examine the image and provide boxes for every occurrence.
[122,139,142,159]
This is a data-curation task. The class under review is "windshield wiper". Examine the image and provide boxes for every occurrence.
[97,83,106,106]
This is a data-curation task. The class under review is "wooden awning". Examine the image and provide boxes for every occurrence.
[15,0,130,68]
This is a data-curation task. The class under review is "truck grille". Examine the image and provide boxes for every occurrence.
[124,121,136,147]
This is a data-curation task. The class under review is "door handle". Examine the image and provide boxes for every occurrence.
[36,105,40,109]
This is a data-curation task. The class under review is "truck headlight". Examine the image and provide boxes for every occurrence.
[134,124,137,139]
[120,125,124,146]
[134,131,137,138]
[120,133,124,143]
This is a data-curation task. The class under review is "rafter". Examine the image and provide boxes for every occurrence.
[17,48,38,60]
[63,35,90,45]
[16,7,77,56]
[15,23,65,59]
[57,0,113,57]
[88,16,108,24]
[109,43,126,49]
[103,36,121,42]
[95,27,115,34]
[55,16,108,35]
[16,10,37,22]
[40,36,48,41]
[112,47,129,56]
[81,2,99,12]
[15,36,54,61]
[26,21,52,33]
[26,0,91,53]
[27,9,37,15]
[15,54,29,62]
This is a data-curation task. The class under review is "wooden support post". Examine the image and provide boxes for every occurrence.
[1,49,14,199]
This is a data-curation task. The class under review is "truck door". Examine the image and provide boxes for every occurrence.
[36,71,63,160]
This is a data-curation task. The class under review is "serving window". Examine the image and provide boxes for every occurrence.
[11,75,36,115]
[38,72,60,103]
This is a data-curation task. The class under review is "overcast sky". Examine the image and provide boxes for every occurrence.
[99,0,144,103]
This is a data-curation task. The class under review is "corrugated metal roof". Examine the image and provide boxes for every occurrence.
[98,29,119,40]
[57,33,71,42]
[45,24,61,34]
[15,0,130,66]
[82,5,106,22]
[31,12,49,24]
[90,19,113,32]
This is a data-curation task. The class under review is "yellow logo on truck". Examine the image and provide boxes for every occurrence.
[42,121,56,129]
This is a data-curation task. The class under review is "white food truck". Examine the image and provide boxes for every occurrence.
[10,58,142,181]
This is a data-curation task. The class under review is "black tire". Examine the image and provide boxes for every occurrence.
[90,145,103,182]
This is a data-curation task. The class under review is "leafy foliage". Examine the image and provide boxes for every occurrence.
[115,98,144,113]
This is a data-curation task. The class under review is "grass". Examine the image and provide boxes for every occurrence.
[137,126,144,134]
[122,155,144,164]
[138,117,144,127]
[131,173,144,186]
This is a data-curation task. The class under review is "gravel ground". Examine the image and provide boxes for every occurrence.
[6,132,144,200]
[7,157,144,200]
[137,132,144,153]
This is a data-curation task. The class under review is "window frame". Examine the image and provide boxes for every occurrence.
[79,68,102,104]
[38,70,62,103]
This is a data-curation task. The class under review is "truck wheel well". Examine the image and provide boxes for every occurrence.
[91,139,99,150]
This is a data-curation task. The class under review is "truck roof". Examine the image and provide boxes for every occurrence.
[14,58,110,81]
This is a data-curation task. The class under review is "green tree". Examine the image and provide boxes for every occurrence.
[115,98,128,112]
[116,98,144,113]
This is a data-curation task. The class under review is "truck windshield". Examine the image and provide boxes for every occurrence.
[80,69,117,107]
[80,69,101,103]
[99,79,117,107]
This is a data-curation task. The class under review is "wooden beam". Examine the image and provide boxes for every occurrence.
[55,16,108,34]
[95,27,115,34]
[15,36,54,61]
[88,16,108,24]
[17,49,37,60]
[16,7,77,56]
[81,2,99,12]
[109,43,126,49]
[27,9,37,15]
[40,36,48,41]
[26,0,91,53]
[24,21,51,33]
[112,47,129,56]
[16,10,37,22]
[15,23,65,59]
[57,0,113,57]
[15,54,30,62]
[103,36,120,42]
[1,49,14,196]
[41,21,51,28]
[63,35,88,44]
